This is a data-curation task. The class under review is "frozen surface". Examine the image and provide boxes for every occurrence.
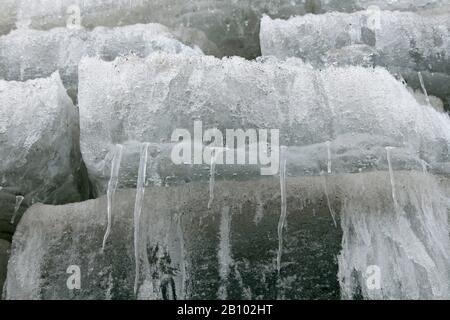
[261,11,450,68]
[0,23,199,102]
[0,72,82,233]
[338,172,450,299]
[78,54,450,194]
[4,177,344,300]
[1,0,447,57]
[2,0,450,301]
[5,173,450,299]
[260,11,450,109]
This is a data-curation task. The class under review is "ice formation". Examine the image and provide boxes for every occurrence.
[217,206,232,299]
[0,72,82,223]
[277,146,287,275]
[0,23,199,102]
[1,0,446,57]
[5,172,450,299]
[207,147,227,209]
[338,172,450,299]
[75,52,450,299]
[418,72,432,108]
[133,142,149,295]
[102,144,123,251]
[10,196,24,225]
[260,11,450,109]
[78,53,450,195]
[2,0,450,301]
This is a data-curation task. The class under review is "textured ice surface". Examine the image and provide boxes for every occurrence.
[78,54,450,194]
[261,11,450,70]
[0,23,199,103]
[5,173,450,299]
[260,11,450,109]
[412,90,445,113]
[0,0,15,35]
[1,0,446,57]
[338,172,450,299]
[4,178,343,300]
[0,72,82,234]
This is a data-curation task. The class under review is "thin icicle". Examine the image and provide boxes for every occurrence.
[276,146,288,275]
[323,141,336,227]
[326,141,332,174]
[421,160,429,174]
[10,195,24,224]
[134,142,149,295]
[253,192,264,225]
[207,147,227,209]
[322,175,337,227]
[218,206,232,299]
[385,147,398,208]
[418,72,431,107]
[102,144,123,251]
[177,214,186,299]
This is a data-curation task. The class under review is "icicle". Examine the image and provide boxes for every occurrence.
[207,147,227,209]
[276,146,287,275]
[418,72,431,107]
[322,141,337,227]
[326,141,332,174]
[253,192,264,225]
[102,144,123,251]
[10,195,24,224]
[177,214,186,299]
[218,206,232,299]
[421,160,429,174]
[19,62,24,81]
[385,147,398,208]
[133,142,149,295]
[322,175,337,227]
[338,172,450,299]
